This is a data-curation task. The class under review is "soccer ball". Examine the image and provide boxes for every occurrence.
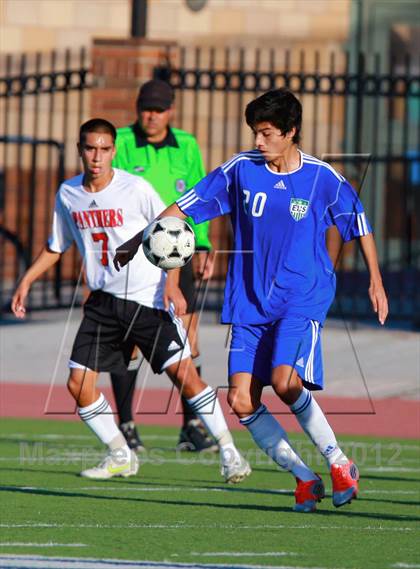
[142,216,195,270]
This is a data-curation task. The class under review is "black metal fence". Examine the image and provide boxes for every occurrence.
[0,45,419,327]
[155,46,420,326]
[0,48,93,312]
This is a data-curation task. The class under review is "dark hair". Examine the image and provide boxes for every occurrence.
[245,88,302,144]
[79,118,117,145]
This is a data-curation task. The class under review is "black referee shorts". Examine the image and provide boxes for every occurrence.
[70,291,191,374]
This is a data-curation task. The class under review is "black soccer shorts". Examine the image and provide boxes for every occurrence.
[70,290,191,374]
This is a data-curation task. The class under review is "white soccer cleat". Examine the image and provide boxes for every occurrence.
[80,449,139,480]
[221,453,252,484]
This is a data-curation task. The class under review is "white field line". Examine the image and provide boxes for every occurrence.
[0,543,86,548]
[0,555,344,569]
[2,485,419,497]
[364,467,420,473]
[1,455,420,471]
[2,433,178,442]
[0,449,420,473]
[11,453,420,464]
[0,457,226,465]
[1,486,287,494]
[392,564,420,568]
[190,552,298,557]
[363,489,419,495]
[0,457,220,465]
[0,522,418,533]
[3,433,420,452]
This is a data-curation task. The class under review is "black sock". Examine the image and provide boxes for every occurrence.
[181,364,202,428]
[181,396,197,427]
[110,368,138,425]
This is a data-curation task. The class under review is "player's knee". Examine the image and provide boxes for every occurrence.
[273,379,294,401]
[271,365,303,404]
[227,388,254,417]
[67,369,89,396]
[271,379,289,400]
[272,378,302,405]
[67,373,81,398]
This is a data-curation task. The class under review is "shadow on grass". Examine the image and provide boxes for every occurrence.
[0,466,84,477]
[2,485,420,524]
[362,474,420,483]
[360,496,420,507]
[254,469,420,484]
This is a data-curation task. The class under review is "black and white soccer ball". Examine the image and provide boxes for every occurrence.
[142,216,195,270]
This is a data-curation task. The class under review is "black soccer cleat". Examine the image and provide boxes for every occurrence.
[176,419,218,453]
[120,421,146,452]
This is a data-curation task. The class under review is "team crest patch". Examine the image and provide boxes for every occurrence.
[290,198,309,221]
[175,179,186,193]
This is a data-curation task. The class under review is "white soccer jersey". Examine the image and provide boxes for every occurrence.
[48,168,167,308]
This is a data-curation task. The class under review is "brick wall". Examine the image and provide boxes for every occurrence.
[91,38,178,128]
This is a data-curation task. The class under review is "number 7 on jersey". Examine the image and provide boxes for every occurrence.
[92,231,109,266]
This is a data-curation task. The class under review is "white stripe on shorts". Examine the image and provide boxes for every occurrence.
[160,313,191,371]
[304,321,319,384]
[68,359,93,372]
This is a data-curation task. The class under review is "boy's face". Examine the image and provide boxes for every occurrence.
[253,121,295,163]
[139,107,173,142]
[78,132,116,179]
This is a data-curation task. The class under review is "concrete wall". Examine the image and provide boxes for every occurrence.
[0,0,130,53]
[1,0,351,54]
[148,0,351,47]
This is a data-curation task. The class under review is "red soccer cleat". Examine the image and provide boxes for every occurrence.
[293,476,325,513]
[331,460,359,507]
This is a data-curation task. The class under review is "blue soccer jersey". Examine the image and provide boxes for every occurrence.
[177,150,371,325]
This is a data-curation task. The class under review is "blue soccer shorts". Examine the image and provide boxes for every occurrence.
[228,317,324,390]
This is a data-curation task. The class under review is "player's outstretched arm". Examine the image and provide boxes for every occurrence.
[113,231,144,271]
[11,247,61,318]
[359,234,388,325]
[113,203,187,271]
[193,250,216,281]
[157,203,188,220]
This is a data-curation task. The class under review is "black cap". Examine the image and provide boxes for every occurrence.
[137,79,174,111]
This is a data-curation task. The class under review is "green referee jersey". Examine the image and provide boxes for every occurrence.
[113,123,211,250]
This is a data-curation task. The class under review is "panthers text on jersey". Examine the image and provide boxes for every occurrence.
[48,168,167,308]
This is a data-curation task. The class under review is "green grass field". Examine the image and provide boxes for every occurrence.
[0,418,419,569]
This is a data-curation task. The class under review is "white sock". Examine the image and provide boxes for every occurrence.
[240,404,316,481]
[186,386,240,462]
[290,388,348,466]
[78,393,129,453]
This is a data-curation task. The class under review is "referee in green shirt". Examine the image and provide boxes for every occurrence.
[112,79,217,452]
